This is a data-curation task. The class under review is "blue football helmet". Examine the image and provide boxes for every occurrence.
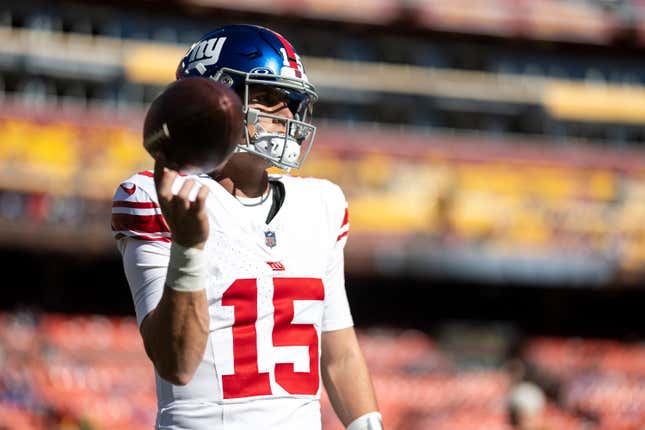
[176,24,318,171]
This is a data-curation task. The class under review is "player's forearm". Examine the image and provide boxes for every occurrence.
[141,243,210,385]
[141,287,209,385]
[323,351,379,426]
[321,329,380,427]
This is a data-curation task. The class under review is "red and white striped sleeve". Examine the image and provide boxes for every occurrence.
[112,171,170,326]
[111,171,171,244]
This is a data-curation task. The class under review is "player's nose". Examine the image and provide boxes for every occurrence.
[266,105,293,133]
[273,104,293,121]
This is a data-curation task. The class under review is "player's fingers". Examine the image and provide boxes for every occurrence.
[191,184,210,213]
[175,178,195,210]
[153,160,177,203]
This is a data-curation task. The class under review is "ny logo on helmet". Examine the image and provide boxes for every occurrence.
[186,37,227,69]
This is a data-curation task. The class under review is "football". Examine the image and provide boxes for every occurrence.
[143,77,244,174]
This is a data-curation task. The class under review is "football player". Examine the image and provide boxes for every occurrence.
[112,25,383,430]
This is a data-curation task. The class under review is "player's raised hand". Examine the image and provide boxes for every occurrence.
[154,160,210,249]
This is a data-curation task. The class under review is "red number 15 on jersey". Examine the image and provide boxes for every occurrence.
[221,277,324,399]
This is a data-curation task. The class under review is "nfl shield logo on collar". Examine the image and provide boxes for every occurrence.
[264,231,277,248]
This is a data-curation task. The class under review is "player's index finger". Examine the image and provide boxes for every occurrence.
[192,184,210,213]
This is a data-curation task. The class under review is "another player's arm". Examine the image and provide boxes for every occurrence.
[321,327,382,429]
[139,161,211,386]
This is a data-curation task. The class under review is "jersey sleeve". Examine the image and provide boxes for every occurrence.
[120,239,169,327]
[112,172,170,326]
[321,181,354,332]
[111,172,171,243]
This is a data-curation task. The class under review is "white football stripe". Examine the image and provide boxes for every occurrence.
[111,207,163,216]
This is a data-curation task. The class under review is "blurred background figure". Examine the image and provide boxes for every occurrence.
[507,382,546,430]
[1,0,645,429]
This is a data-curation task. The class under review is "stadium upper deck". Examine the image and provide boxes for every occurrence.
[3,0,645,142]
[5,0,645,45]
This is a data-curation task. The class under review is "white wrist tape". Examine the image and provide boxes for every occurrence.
[165,242,206,292]
[347,412,383,430]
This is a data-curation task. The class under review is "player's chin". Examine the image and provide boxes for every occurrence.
[229,151,274,170]
[254,154,275,171]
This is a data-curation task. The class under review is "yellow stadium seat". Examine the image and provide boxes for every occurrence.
[104,127,148,172]
[296,153,344,181]
[0,119,33,162]
[507,208,550,245]
[523,166,575,199]
[356,154,392,189]
[22,122,78,167]
[587,170,616,201]
[457,164,526,197]
[349,191,433,233]
[450,191,503,238]
[79,127,152,199]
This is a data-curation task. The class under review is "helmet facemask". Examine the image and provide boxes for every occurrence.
[211,68,318,171]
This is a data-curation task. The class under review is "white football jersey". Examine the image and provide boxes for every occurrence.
[112,170,353,430]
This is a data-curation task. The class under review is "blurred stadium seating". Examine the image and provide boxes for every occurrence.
[3,312,644,430]
[3,104,645,283]
[1,1,644,429]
